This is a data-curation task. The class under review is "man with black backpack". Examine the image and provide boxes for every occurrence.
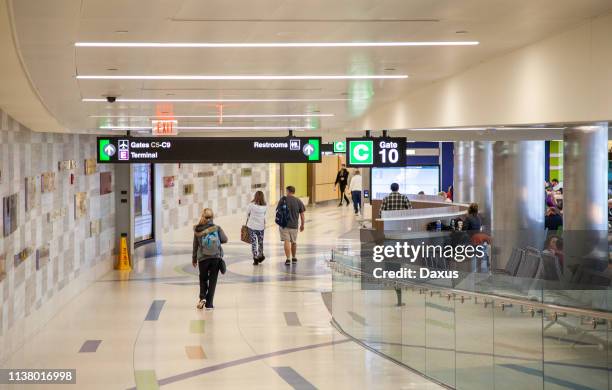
[192,208,228,310]
[275,186,305,266]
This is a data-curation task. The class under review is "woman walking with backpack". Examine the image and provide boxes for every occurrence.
[246,191,267,265]
[192,208,228,310]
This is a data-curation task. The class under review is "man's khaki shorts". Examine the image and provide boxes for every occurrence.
[279,227,299,243]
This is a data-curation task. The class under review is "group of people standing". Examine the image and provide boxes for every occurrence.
[191,186,306,311]
[334,164,363,215]
[545,178,563,231]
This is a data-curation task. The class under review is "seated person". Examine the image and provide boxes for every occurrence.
[462,203,482,232]
[550,178,562,191]
[544,235,564,267]
[545,190,557,208]
[438,191,452,203]
[380,183,411,216]
[545,207,563,231]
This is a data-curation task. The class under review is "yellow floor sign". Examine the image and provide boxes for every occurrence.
[116,235,132,271]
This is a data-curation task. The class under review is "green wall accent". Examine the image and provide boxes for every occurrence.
[549,140,563,181]
[283,163,308,197]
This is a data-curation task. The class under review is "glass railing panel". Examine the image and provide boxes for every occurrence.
[455,294,494,390]
[493,301,543,390]
[425,290,456,387]
[331,265,354,336]
[350,271,368,344]
[362,289,383,349]
[401,287,426,373]
[542,309,609,390]
[379,287,403,361]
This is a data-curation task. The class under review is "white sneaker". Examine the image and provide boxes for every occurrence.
[197,299,206,309]
[205,306,214,311]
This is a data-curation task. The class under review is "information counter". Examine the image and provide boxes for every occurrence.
[372,194,470,233]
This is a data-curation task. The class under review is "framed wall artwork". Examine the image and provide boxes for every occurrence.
[36,244,50,270]
[58,160,76,171]
[41,172,56,193]
[46,207,66,223]
[25,176,38,212]
[14,247,32,267]
[89,219,101,237]
[217,175,233,189]
[84,159,97,175]
[163,176,175,188]
[100,171,112,195]
[74,192,88,219]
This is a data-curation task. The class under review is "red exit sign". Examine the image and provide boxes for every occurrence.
[152,120,178,135]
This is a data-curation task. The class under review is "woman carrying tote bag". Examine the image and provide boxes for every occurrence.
[245,191,267,265]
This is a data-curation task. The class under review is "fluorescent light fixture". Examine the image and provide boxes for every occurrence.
[77,74,407,80]
[75,41,479,48]
[98,126,152,130]
[407,127,486,131]
[83,98,351,103]
[406,127,565,131]
[495,127,566,130]
[90,113,334,118]
[177,126,314,130]
[99,125,314,130]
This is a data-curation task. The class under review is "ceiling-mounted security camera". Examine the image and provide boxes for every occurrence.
[106,96,117,103]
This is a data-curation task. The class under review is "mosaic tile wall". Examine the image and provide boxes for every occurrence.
[160,163,270,233]
[0,109,115,353]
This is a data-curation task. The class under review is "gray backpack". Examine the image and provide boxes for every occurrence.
[197,226,222,259]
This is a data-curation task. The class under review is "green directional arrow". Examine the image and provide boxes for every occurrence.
[99,139,111,161]
[307,139,320,161]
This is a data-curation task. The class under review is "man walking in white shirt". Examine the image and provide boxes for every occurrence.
[349,170,363,215]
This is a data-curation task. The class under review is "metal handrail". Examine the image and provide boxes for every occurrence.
[329,254,612,322]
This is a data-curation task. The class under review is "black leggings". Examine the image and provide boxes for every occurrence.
[198,258,220,307]
[339,185,350,204]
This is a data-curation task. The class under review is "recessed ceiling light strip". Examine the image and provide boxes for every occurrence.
[75,41,479,48]
[83,98,351,102]
[406,127,565,131]
[99,125,314,130]
[90,114,334,118]
[77,74,407,80]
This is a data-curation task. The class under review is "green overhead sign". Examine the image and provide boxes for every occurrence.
[333,141,346,153]
[346,137,406,167]
[348,140,374,165]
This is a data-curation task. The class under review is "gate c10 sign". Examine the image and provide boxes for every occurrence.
[97,137,321,164]
[346,137,406,167]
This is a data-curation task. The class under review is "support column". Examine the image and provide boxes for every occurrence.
[562,123,608,271]
[563,124,608,231]
[453,141,470,202]
[491,141,545,268]
[114,164,135,261]
[453,141,493,225]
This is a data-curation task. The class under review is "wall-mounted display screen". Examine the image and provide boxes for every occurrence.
[371,166,440,199]
[97,137,321,164]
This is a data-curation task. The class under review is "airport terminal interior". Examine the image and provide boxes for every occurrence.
[2,1,612,389]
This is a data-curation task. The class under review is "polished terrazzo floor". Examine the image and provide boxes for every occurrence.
[1,204,442,390]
